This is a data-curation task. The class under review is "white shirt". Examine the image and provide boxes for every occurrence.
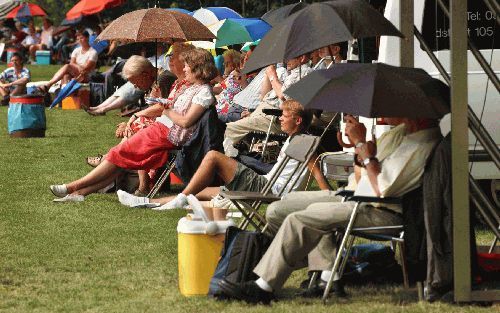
[40,26,53,47]
[71,46,98,67]
[233,68,265,110]
[353,126,443,212]
[265,137,310,195]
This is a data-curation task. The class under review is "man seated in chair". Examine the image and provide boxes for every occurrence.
[215,116,443,304]
[223,52,315,156]
[117,99,330,209]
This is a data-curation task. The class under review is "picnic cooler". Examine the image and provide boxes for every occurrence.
[8,95,46,138]
[177,217,235,296]
[321,152,355,185]
[35,50,51,65]
[62,86,90,110]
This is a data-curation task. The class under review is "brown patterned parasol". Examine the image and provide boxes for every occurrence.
[97,8,216,43]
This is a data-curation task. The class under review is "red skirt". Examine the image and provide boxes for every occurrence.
[106,122,177,170]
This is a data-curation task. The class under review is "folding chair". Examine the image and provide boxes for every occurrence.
[220,134,322,232]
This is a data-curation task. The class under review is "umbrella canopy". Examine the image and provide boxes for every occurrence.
[0,0,20,19]
[241,39,260,52]
[97,8,215,43]
[6,3,46,19]
[166,8,191,15]
[243,0,403,74]
[261,2,308,26]
[285,63,450,119]
[66,0,124,20]
[209,18,270,48]
[192,7,242,26]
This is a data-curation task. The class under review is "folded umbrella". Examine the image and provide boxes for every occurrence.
[285,63,450,119]
[243,0,404,74]
[50,79,81,109]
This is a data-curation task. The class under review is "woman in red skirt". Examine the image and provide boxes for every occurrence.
[50,48,218,202]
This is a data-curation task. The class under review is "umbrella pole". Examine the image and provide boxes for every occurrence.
[155,39,158,84]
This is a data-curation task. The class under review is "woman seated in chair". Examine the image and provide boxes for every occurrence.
[38,31,97,93]
[85,43,196,195]
[49,48,218,202]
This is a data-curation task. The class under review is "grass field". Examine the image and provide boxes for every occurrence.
[0,65,496,312]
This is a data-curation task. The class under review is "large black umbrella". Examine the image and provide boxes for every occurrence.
[243,0,404,74]
[261,2,309,27]
[285,63,450,119]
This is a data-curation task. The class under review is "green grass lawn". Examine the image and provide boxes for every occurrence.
[0,66,496,312]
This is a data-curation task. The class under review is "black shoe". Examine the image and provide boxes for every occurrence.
[218,279,274,304]
[298,279,347,298]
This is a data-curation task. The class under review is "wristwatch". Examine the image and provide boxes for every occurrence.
[355,142,365,149]
[363,156,378,167]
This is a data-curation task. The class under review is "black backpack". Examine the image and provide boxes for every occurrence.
[208,226,272,298]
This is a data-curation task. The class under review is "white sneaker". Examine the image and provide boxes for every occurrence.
[153,193,188,211]
[117,189,159,208]
[50,184,68,197]
[53,194,84,202]
[223,138,239,157]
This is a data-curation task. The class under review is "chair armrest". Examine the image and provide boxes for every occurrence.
[335,190,354,198]
[262,108,282,117]
[347,195,402,205]
[220,190,281,203]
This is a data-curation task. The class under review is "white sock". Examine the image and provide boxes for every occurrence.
[154,193,188,211]
[321,270,340,282]
[255,278,273,292]
[117,189,149,207]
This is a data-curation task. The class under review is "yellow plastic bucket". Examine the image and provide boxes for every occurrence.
[177,217,235,296]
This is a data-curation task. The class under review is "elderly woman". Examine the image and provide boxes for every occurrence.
[50,48,218,202]
[86,43,196,196]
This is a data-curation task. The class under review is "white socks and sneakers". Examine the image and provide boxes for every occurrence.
[50,184,84,202]
[117,190,189,210]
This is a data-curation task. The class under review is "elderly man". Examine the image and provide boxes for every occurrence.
[0,52,30,104]
[218,115,443,303]
[117,100,330,209]
[223,53,314,155]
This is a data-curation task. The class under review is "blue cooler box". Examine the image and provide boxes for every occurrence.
[36,50,51,65]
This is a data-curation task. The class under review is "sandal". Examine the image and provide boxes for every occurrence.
[115,122,127,138]
[86,154,103,167]
[37,85,49,94]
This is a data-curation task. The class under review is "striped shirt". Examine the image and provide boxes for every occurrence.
[0,67,30,88]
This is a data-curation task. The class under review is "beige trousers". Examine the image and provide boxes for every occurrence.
[255,191,403,290]
[224,100,282,144]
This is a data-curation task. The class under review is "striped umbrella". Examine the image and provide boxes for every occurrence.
[5,3,46,19]
[0,0,20,19]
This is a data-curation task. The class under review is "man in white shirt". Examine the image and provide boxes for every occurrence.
[28,18,53,62]
[0,52,30,103]
[223,53,315,150]
[39,31,97,93]
[217,115,443,304]
[117,100,330,209]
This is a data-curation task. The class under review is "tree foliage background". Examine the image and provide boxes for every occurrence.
[30,0,330,25]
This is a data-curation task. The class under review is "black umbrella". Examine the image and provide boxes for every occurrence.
[261,2,309,27]
[243,0,404,74]
[285,63,450,119]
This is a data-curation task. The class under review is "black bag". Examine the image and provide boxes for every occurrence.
[208,226,272,298]
[90,82,106,107]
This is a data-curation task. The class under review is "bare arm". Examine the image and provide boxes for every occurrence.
[135,103,164,118]
[163,104,206,128]
[265,65,285,100]
[307,155,330,190]
[3,77,28,88]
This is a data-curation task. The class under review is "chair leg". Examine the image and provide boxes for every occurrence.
[338,235,356,277]
[147,158,176,199]
[322,202,360,303]
[308,271,319,289]
[397,240,410,289]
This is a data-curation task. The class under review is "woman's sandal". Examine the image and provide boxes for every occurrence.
[115,122,127,138]
[37,85,49,94]
[86,154,103,167]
